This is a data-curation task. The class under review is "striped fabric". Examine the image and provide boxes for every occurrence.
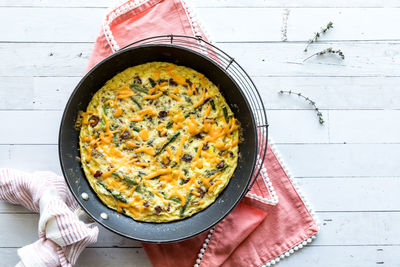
[0,169,98,267]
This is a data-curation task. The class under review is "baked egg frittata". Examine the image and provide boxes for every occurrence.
[79,62,239,222]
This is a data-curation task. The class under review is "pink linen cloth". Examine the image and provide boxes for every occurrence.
[85,1,319,266]
[0,169,98,267]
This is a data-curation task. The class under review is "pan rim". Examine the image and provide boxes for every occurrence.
[59,43,258,243]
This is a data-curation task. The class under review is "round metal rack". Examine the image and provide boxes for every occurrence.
[121,35,268,191]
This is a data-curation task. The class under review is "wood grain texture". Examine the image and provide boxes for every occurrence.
[0,211,398,247]
[0,248,152,267]
[1,42,400,77]
[2,7,400,42]
[1,0,400,8]
[2,76,400,110]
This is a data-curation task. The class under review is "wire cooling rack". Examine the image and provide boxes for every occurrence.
[121,35,268,190]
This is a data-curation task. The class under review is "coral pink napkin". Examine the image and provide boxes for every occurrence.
[0,169,98,267]
[86,0,319,266]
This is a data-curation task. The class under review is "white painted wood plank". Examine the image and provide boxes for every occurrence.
[0,212,398,247]
[254,76,400,110]
[315,212,400,245]
[0,213,141,248]
[1,144,399,177]
[0,111,61,144]
[0,110,330,144]
[1,8,400,42]
[1,246,399,267]
[280,245,400,266]
[2,42,399,77]
[267,110,329,143]
[275,144,400,177]
[199,8,400,42]
[0,145,62,174]
[76,248,151,267]
[219,42,400,77]
[286,8,400,42]
[0,202,30,213]
[2,76,400,110]
[0,248,151,267]
[0,43,91,77]
[0,7,104,42]
[1,0,400,8]
[2,176,399,213]
[0,77,79,110]
[298,177,400,211]
[329,110,400,143]
[0,0,112,7]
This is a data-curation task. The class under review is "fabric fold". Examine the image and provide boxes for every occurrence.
[0,169,98,267]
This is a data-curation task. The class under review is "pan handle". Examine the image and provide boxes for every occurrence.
[74,206,94,224]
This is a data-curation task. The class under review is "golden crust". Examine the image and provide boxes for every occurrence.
[79,62,239,222]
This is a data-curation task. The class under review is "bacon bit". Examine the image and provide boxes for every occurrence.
[202,142,209,150]
[154,206,162,215]
[94,170,103,178]
[198,187,208,198]
[120,131,130,140]
[158,110,168,119]
[185,79,193,86]
[134,76,142,84]
[194,133,203,139]
[216,161,225,169]
[181,154,193,163]
[88,115,100,127]
[169,78,178,86]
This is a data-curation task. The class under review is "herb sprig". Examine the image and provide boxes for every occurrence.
[303,47,344,62]
[304,21,333,52]
[279,90,324,124]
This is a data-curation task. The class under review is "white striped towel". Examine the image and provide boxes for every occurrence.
[0,168,99,267]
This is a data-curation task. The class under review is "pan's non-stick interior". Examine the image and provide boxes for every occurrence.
[59,44,257,242]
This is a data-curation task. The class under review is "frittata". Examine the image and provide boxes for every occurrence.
[79,62,239,222]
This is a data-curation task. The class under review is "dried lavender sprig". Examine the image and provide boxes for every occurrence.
[303,47,344,62]
[279,90,324,124]
[304,21,333,52]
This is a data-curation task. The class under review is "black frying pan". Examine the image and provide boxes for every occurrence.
[59,44,258,243]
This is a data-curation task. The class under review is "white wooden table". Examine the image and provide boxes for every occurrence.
[1,0,399,266]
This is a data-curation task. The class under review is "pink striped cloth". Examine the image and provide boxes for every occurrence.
[0,169,98,267]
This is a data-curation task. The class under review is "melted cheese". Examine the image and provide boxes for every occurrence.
[79,62,239,223]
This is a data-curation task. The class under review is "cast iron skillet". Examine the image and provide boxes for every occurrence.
[59,44,257,243]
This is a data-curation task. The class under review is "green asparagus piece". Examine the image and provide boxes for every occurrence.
[97,181,127,203]
[180,191,193,216]
[155,131,180,155]
[130,83,148,94]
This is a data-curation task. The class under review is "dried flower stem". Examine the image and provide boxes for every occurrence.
[303,47,344,62]
[279,90,324,124]
[304,21,333,52]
